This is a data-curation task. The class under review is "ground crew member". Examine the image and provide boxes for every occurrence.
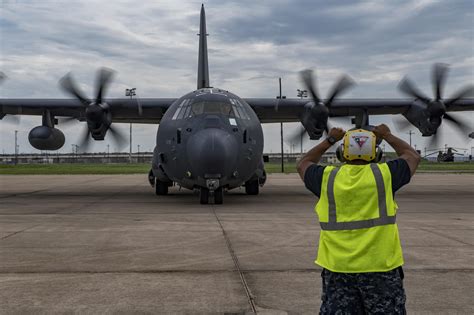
[297,124,420,314]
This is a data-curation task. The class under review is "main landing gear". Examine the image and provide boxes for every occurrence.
[155,179,169,195]
[199,187,223,205]
[154,178,173,196]
[245,179,259,195]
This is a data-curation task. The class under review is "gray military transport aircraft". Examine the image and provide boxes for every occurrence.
[1,5,473,204]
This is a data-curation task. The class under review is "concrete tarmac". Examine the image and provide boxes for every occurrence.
[0,173,473,314]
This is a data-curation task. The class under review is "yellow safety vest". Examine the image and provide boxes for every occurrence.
[315,163,403,273]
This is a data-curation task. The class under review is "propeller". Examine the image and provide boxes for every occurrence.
[59,68,126,151]
[392,115,412,132]
[398,63,473,145]
[287,116,350,150]
[290,69,354,143]
[0,72,22,125]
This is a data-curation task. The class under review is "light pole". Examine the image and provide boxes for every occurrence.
[297,89,308,99]
[107,144,110,163]
[137,144,140,163]
[71,144,76,163]
[126,88,136,164]
[407,130,414,147]
[14,130,18,165]
[277,77,286,172]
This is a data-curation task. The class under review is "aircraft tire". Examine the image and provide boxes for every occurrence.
[155,180,169,195]
[200,187,209,204]
[214,187,223,204]
[245,180,259,195]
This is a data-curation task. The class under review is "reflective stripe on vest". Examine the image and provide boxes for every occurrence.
[320,163,397,231]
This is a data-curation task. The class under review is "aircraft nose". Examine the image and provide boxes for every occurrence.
[187,128,238,177]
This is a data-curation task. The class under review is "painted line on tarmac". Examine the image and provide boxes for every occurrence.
[212,206,257,314]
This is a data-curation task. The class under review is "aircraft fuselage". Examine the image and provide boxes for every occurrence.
[152,88,264,194]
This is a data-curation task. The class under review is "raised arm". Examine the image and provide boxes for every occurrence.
[373,124,421,176]
[297,127,345,180]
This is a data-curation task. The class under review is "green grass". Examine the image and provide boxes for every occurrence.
[0,161,473,175]
[0,163,150,175]
[417,161,474,171]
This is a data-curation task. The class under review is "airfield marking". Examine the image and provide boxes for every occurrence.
[0,225,42,241]
[419,227,473,246]
[212,206,257,314]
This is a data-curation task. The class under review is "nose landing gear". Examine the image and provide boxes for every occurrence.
[214,187,223,204]
[199,186,224,204]
[200,187,209,204]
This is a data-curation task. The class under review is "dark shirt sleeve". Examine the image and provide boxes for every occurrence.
[386,158,412,194]
[303,164,326,198]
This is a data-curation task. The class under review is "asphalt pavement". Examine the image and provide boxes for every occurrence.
[0,173,473,314]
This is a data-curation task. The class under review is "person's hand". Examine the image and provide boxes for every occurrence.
[373,124,391,140]
[328,127,345,141]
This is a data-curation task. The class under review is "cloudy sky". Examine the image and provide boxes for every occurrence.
[0,0,473,155]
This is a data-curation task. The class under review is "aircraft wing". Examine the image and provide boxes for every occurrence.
[0,98,177,124]
[245,98,474,123]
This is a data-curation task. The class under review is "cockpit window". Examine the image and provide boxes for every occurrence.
[171,99,191,120]
[172,98,251,120]
[230,98,250,120]
[191,101,234,116]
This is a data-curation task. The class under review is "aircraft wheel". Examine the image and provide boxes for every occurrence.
[245,180,259,195]
[200,187,209,204]
[155,180,169,195]
[214,187,223,205]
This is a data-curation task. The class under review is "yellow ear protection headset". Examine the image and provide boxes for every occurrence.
[336,128,383,163]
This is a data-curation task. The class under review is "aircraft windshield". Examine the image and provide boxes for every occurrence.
[191,101,233,116]
[172,98,251,120]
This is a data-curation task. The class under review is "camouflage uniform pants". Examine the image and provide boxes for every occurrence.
[320,267,406,314]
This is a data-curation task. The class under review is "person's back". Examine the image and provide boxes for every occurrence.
[316,162,403,273]
[297,124,420,314]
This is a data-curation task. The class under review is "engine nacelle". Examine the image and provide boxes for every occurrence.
[404,101,440,136]
[300,102,329,140]
[28,126,65,150]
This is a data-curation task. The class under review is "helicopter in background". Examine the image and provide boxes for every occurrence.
[424,147,468,162]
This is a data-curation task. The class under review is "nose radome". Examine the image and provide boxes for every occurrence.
[187,128,238,176]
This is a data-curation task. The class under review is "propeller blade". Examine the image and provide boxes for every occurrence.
[398,76,431,104]
[443,113,471,135]
[432,63,449,101]
[392,116,412,131]
[95,68,115,104]
[325,121,331,135]
[445,85,474,107]
[2,114,20,125]
[59,73,89,106]
[136,98,143,116]
[108,124,127,149]
[300,69,321,104]
[78,127,92,152]
[0,71,6,83]
[427,131,440,151]
[326,75,355,107]
[287,125,307,146]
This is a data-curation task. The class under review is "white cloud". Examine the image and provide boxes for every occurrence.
[0,0,473,154]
